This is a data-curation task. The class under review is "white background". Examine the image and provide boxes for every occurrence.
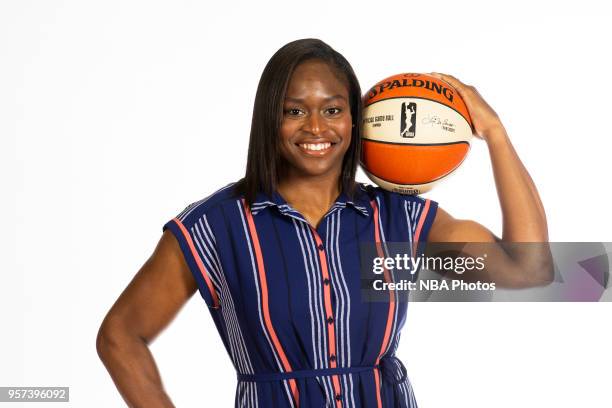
[1,0,611,407]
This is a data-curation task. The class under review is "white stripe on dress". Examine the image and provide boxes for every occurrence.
[295,220,335,403]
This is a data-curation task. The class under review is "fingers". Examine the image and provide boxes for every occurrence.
[429,72,504,139]
[429,72,476,95]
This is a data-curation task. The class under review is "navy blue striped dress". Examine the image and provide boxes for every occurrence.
[163,182,438,408]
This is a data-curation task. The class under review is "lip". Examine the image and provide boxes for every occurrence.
[296,140,336,156]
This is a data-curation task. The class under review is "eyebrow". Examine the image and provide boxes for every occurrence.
[284,94,347,103]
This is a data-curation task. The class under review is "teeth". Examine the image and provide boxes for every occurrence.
[300,142,331,151]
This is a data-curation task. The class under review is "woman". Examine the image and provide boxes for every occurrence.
[96,39,551,407]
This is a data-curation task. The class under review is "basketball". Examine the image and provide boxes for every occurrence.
[361,73,473,194]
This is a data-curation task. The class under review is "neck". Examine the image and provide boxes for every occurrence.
[277,170,342,210]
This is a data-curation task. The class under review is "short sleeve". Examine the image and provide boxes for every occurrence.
[163,207,221,309]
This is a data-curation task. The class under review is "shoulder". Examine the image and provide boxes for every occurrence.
[161,181,240,267]
[358,182,439,233]
[357,182,438,210]
[172,181,242,227]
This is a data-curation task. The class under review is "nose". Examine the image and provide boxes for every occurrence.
[303,112,327,136]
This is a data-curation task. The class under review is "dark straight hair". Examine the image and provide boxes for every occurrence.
[234,38,363,206]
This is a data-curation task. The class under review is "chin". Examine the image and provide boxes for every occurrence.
[295,161,341,178]
[280,145,347,179]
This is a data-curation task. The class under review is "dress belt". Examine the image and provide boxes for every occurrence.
[237,355,408,385]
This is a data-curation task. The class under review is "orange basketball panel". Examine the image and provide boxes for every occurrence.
[361,140,470,185]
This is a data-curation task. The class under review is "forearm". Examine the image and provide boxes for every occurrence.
[485,127,552,285]
[486,127,548,242]
[97,329,175,408]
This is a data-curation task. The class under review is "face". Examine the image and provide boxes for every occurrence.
[279,59,352,180]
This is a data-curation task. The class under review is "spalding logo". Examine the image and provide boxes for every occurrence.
[367,77,454,103]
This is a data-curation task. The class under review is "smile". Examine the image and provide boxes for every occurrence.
[297,142,335,156]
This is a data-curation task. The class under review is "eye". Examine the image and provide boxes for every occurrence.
[325,107,342,116]
[284,108,304,116]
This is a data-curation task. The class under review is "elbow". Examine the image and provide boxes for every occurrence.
[96,322,116,361]
[518,252,555,288]
[530,244,555,286]
[528,261,554,287]
[500,242,554,288]
[96,315,149,363]
[96,318,128,362]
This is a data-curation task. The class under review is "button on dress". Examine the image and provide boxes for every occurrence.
[163,182,438,408]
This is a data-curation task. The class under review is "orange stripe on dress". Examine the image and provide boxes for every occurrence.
[370,200,396,408]
[173,217,220,309]
[310,226,343,408]
[412,199,432,257]
[241,200,299,405]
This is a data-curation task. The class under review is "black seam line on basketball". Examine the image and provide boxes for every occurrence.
[364,96,472,131]
[362,140,470,147]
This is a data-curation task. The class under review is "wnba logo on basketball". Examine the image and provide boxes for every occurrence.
[400,102,416,138]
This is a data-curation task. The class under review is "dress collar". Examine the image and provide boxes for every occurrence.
[249,185,370,217]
